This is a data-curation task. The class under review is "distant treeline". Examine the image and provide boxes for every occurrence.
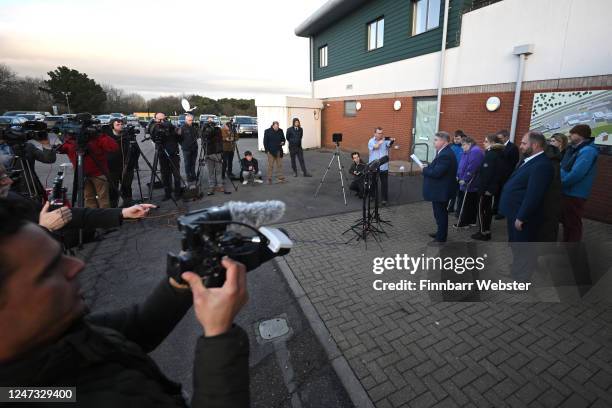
[0,63,256,116]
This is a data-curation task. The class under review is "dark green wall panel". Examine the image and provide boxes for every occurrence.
[313,0,468,81]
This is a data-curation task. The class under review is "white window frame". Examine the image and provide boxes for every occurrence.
[412,0,441,36]
[367,17,384,51]
[319,45,328,68]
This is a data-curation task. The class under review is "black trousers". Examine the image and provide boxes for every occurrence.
[289,146,307,174]
[222,150,234,178]
[108,163,135,207]
[458,191,478,225]
[182,148,198,182]
[372,170,389,202]
[349,177,364,197]
[477,193,494,234]
[159,152,181,197]
[432,201,449,242]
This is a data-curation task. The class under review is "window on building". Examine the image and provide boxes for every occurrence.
[319,45,328,68]
[344,100,357,117]
[367,17,384,51]
[412,0,440,35]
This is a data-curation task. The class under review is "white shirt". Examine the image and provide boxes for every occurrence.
[523,150,544,164]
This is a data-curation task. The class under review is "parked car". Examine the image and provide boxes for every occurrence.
[96,114,112,125]
[199,114,220,127]
[3,111,28,116]
[16,113,45,122]
[126,115,139,125]
[0,116,26,128]
[44,115,65,128]
[233,115,258,137]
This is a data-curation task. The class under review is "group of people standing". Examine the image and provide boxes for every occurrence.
[262,118,312,183]
[422,125,599,244]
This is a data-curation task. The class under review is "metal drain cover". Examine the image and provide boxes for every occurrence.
[258,318,290,340]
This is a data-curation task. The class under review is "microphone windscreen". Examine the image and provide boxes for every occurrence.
[224,200,286,228]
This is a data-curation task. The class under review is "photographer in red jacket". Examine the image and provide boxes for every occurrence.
[58,130,118,208]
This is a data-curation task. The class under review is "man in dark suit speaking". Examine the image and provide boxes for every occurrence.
[499,131,553,242]
[422,132,458,243]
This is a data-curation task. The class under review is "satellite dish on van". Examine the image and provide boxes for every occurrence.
[181,98,197,113]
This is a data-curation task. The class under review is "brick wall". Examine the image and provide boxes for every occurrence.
[321,86,612,223]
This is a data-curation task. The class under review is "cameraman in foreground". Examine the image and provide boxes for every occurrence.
[0,199,250,407]
[148,113,183,201]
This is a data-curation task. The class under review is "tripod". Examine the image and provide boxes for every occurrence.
[147,141,186,206]
[314,141,347,205]
[123,136,164,204]
[9,152,45,203]
[343,169,391,246]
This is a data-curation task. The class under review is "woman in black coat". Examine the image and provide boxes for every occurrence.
[535,144,562,241]
[472,134,504,241]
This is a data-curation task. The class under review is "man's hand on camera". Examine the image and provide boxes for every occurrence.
[39,201,71,231]
[121,203,156,219]
[181,257,248,337]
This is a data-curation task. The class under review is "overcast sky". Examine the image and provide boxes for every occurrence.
[0,0,328,99]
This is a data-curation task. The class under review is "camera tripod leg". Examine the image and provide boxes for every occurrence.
[314,151,338,198]
[335,152,347,206]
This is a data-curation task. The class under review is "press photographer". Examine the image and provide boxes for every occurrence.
[349,151,366,198]
[367,127,395,205]
[201,116,228,195]
[148,113,183,201]
[57,115,118,208]
[178,114,199,183]
[0,198,250,407]
[0,120,57,201]
[106,118,141,207]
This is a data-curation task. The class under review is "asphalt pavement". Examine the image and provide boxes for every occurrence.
[37,129,421,408]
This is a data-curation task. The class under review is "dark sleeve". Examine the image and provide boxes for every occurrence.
[423,154,451,179]
[509,145,520,169]
[280,130,286,144]
[263,130,269,152]
[27,143,56,164]
[87,279,193,352]
[516,161,554,222]
[191,325,250,408]
[253,159,259,173]
[64,207,123,230]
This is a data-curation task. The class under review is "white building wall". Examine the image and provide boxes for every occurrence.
[255,96,323,152]
[313,0,612,99]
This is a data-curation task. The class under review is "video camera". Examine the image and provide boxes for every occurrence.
[150,121,171,144]
[166,201,293,288]
[366,155,389,173]
[2,120,49,147]
[122,124,141,141]
[59,113,101,149]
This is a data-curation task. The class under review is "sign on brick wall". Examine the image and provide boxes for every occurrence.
[529,90,612,154]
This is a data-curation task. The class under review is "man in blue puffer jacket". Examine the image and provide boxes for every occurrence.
[560,124,599,242]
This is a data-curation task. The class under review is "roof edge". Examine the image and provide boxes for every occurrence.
[295,0,369,37]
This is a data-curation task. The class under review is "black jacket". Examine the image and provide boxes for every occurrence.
[0,280,250,408]
[478,144,504,195]
[201,123,223,155]
[286,125,303,148]
[501,141,520,181]
[535,145,562,242]
[178,124,199,152]
[11,141,56,198]
[263,127,285,156]
[106,131,132,176]
[240,157,259,174]
[349,159,366,179]
[148,121,181,155]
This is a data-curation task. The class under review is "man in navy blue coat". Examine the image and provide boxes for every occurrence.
[499,131,553,242]
[422,132,458,243]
